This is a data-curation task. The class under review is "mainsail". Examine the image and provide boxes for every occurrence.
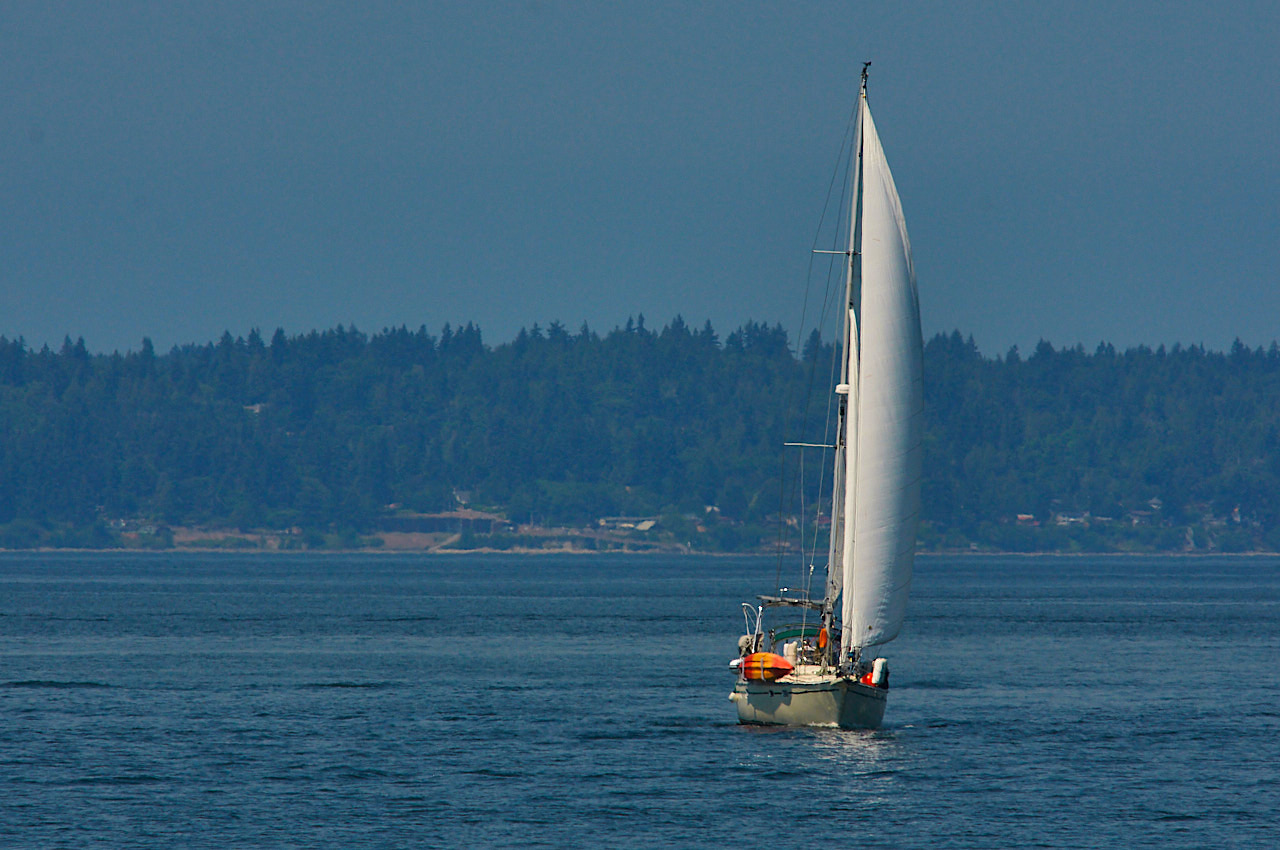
[837,90,925,655]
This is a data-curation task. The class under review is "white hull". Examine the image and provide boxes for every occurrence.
[731,675,887,730]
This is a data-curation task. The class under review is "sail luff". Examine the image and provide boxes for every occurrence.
[822,302,846,609]
[839,306,860,651]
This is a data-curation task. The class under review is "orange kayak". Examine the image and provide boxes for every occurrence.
[740,652,794,681]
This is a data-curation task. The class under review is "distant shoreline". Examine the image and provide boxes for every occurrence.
[3,545,1278,557]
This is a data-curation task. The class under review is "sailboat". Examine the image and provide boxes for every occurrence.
[730,65,923,729]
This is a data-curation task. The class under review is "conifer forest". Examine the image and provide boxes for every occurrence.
[3,318,1279,552]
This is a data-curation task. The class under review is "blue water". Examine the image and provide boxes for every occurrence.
[1,553,1277,848]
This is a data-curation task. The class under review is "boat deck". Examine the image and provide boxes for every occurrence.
[773,663,840,684]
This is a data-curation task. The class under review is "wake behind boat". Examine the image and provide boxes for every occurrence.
[730,65,924,730]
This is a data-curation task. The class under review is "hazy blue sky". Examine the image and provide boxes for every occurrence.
[3,1,1278,355]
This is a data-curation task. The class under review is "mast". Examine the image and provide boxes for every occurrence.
[820,63,870,664]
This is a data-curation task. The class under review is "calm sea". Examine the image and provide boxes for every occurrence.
[1,552,1277,848]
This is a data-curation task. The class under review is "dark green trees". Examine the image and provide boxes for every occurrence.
[2,323,1280,551]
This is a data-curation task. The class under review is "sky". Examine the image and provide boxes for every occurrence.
[2,1,1278,356]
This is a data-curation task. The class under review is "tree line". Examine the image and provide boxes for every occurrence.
[2,319,1279,551]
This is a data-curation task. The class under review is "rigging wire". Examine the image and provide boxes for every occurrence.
[798,156,855,619]
[772,96,862,605]
[797,115,859,605]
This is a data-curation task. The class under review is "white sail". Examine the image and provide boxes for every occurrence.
[841,97,924,653]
